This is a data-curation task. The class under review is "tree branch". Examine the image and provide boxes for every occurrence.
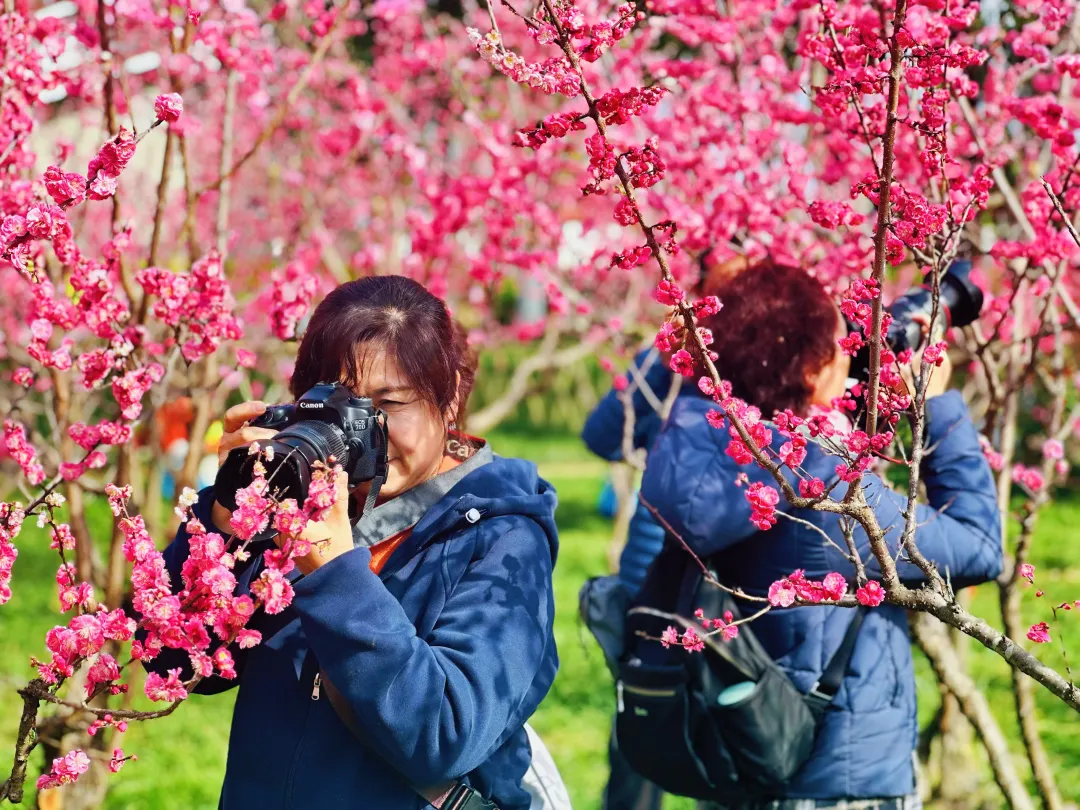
[194,9,344,199]
[910,614,1036,810]
[865,0,908,439]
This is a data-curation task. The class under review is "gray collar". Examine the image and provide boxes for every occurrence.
[351,443,494,548]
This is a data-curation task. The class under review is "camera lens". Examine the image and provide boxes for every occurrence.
[214,421,349,512]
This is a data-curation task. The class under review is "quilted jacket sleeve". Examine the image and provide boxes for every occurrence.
[582,348,673,462]
[859,391,1003,588]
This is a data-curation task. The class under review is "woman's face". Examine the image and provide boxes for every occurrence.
[807,308,851,409]
[347,344,452,502]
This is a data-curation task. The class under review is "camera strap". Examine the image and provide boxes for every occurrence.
[363,415,391,518]
[318,671,499,809]
[362,472,385,517]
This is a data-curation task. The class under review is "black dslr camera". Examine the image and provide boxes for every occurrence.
[847,259,984,380]
[214,382,389,513]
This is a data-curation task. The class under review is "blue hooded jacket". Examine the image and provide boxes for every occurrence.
[144,454,559,810]
[640,391,1002,799]
[582,348,674,595]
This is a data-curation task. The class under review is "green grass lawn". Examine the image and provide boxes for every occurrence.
[2,429,1080,808]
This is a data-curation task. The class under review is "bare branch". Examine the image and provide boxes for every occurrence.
[195,8,345,199]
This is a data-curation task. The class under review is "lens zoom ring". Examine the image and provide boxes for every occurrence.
[285,420,349,467]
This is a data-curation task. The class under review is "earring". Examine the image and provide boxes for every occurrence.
[449,421,457,432]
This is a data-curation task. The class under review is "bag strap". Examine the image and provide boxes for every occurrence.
[318,670,499,810]
[803,606,867,719]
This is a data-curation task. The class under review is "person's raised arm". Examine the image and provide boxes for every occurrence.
[582,348,673,461]
[290,519,556,786]
[857,389,1003,588]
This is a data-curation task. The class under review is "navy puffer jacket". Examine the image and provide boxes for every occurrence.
[640,391,1002,799]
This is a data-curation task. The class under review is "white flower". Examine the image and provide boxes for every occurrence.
[44,492,66,508]
[178,487,198,508]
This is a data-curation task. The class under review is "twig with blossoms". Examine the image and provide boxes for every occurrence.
[0,453,342,801]
[2,101,180,279]
[195,4,348,199]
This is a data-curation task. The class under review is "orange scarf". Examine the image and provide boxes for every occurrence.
[367,454,464,574]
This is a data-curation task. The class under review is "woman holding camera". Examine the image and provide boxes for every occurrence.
[639,260,1002,809]
[142,276,559,810]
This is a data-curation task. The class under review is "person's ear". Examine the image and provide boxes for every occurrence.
[446,371,462,430]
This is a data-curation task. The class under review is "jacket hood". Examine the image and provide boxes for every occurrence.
[408,454,559,566]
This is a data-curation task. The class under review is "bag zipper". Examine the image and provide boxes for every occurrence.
[616,680,677,713]
[283,663,318,805]
[623,684,678,698]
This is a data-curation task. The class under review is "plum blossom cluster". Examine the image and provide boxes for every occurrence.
[3,122,145,273]
[36,749,90,791]
[58,420,131,481]
[13,463,346,790]
[1012,465,1047,494]
[660,624,705,652]
[767,570,882,609]
[1028,622,1052,644]
[595,86,666,126]
[767,570,849,608]
[0,502,26,605]
[534,1,640,63]
[34,608,135,685]
[137,251,243,362]
[4,420,46,486]
[513,112,587,149]
[694,607,739,641]
[57,562,94,613]
[467,28,581,97]
[745,482,780,530]
[269,258,321,341]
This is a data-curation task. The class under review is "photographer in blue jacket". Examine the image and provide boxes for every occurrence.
[640,260,1002,809]
[141,276,559,810]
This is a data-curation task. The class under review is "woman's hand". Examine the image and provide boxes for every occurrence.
[897,314,952,401]
[210,401,278,534]
[280,469,354,576]
[210,401,355,573]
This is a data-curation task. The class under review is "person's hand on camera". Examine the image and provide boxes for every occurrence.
[210,401,278,533]
[212,401,355,574]
[280,468,354,576]
[216,401,278,464]
[898,314,952,401]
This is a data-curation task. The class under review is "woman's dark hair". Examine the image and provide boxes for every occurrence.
[696,260,840,415]
[290,276,476,420]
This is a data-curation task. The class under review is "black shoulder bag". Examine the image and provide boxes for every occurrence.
[585,536,865,803]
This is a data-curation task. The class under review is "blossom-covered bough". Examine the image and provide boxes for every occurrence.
[1,0,1080,806]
